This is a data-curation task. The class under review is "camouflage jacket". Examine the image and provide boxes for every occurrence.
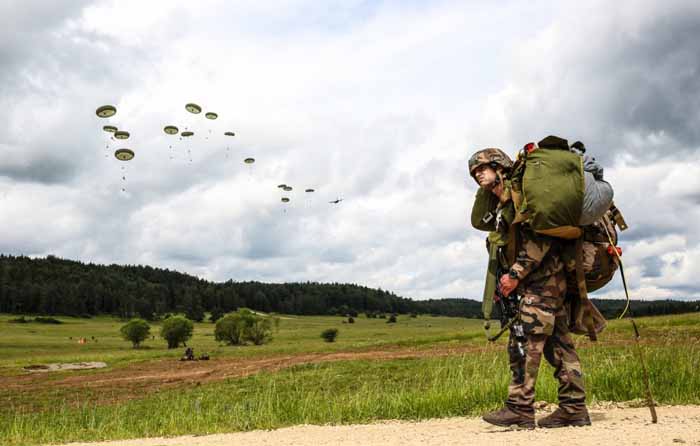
[488,200,564,287]
[510,224,564,287]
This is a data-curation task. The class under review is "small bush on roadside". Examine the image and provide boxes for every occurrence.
[387,314,397,323]
[160,316,193,349]
[120,319,151,348]
[321,328,338,342]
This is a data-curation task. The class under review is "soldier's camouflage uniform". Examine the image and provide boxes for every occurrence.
[470,147,588,417]
[501,223,587,416]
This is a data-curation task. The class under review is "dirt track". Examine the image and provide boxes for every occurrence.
[2,345,493,407]
[61,405,700,446]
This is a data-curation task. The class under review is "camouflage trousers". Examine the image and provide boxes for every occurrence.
[506,271,587,415]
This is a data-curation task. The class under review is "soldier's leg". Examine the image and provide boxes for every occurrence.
[507,272,567,412]
[483,332,537,428]
[543,311,587,414]
[506,331,546,414]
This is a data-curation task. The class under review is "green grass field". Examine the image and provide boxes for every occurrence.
[1,312,699,445]
[0,314,483,373]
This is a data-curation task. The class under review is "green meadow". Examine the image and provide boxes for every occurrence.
[1,312,699,445]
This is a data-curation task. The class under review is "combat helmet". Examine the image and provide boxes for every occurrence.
[468,148,513,183]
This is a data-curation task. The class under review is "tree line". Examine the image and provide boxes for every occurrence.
[0,254,697,319]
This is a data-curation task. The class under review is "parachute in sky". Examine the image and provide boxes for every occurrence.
[180,131,194,162]
[185,103,202,114]
[115,148,134,161]
[281,197,290,203]
[114,130,130,140]
[97,105,117,153]
[223,131,235,157]
[244,158,255,164]
[114,148,134,192]
[96,105,116,118]
[305,188,315,193]
[277,184,287,189]
[283,186,293,191]
[164,126,179,160]
[205,112,218,120]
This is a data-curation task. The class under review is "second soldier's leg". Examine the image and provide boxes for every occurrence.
[538,309,591,427]
[543,313,587,414]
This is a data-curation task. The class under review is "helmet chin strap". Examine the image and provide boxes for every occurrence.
[482,170,502,191]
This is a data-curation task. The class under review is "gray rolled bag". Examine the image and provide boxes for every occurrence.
[579,155,613,226]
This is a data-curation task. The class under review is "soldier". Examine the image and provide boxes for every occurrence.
[469,148,591,429]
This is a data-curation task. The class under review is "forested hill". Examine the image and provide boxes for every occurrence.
[0,255,483,319]
[0,255,698,320]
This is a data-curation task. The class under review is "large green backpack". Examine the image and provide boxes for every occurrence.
[510,136,586,239]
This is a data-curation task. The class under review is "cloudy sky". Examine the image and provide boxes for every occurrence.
[2,0,699,301]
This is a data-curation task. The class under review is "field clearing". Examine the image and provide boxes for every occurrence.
[1,312,699,445]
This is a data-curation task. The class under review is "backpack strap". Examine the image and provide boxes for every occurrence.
[574,236,598,341]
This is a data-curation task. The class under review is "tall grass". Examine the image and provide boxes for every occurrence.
[2,341,698,445]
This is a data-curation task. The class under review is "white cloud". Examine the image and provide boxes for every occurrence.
[2,0,700,301]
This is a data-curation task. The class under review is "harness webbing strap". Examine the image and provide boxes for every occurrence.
[574,237,597,341]
[602,220,657,424]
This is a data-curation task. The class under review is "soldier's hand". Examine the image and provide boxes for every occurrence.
[499,274,519,296]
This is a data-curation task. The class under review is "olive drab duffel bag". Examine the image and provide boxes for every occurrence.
[509,135,615,239]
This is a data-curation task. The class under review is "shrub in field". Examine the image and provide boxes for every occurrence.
[321,328,338,342]
[215,309,254,345]
[379,313,386,319]
[160,316,194,349]
[246,317,273,345]
[215,308,273,346]
[120,319,151,348]
[348,317,355,324]
[387,314,397,323]
[410,313,418,318]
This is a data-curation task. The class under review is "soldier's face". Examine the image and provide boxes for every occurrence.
[474,165,497,189]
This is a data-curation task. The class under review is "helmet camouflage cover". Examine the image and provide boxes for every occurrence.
[468,148,513,180]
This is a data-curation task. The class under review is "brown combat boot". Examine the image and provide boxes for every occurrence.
[537,407,591,428]
[482,406,535,429]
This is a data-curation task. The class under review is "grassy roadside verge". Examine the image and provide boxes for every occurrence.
[2,341,698,445]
